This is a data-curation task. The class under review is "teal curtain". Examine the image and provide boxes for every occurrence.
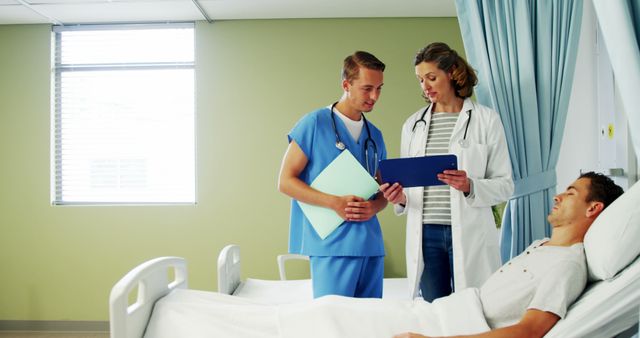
[633,0,640,43]
[592,0,640,159]
[455,0,584,261]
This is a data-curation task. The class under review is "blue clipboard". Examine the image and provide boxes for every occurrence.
[379,154,458,187]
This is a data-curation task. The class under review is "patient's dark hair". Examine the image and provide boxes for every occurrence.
[579,171,624,209]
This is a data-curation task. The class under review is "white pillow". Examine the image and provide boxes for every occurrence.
[584,180,640,281]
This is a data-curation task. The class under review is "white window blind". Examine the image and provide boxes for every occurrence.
[52,23,195,205]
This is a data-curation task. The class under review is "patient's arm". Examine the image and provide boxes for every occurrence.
[393,309,559,338]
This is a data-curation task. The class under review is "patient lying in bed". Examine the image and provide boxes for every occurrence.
[144,173,625,338]
[395,172,623,338]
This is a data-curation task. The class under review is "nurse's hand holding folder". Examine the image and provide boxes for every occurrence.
[280,143,384,224]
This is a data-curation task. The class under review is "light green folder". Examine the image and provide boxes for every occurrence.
[298,150,379,239]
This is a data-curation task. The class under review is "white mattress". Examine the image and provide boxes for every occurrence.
[232,277,409,304]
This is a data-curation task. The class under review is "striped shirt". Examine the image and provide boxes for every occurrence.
[422,112,459,225]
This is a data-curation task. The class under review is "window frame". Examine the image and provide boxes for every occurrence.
[51,23,197,206]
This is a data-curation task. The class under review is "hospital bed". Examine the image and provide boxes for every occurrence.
[109,182,640,338]
[109,250,640,338]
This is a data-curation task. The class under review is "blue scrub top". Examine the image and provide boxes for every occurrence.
[287,106,387,257]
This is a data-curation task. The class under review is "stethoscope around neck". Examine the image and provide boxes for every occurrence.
[411,102,473,148]
[330,102,378,176]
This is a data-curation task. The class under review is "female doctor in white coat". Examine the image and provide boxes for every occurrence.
[380,42,513,301]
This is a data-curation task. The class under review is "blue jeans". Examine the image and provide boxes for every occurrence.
[420,223,454,302]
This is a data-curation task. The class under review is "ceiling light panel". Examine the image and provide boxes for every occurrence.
[0,3,51,24]
[35,1,203,24]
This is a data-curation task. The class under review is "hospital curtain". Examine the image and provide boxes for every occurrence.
[592,0,640,158]
[454,0,584,261]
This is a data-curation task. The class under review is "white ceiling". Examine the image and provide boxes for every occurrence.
[0,0,457,25]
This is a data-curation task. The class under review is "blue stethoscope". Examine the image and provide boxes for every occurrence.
[411,103,473,148]
[330,102,378,176]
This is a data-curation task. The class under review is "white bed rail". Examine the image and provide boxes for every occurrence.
[276,253,309,280]
[109,257,187,338]
[217,244,241,294]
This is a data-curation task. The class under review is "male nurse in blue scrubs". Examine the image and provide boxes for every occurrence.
[278,51,389,298]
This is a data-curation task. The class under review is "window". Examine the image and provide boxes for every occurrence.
[52,23,195,205]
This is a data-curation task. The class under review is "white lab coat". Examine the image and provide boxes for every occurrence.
[394,98,514,298]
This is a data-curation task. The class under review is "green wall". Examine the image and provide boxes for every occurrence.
[0,18,463,321]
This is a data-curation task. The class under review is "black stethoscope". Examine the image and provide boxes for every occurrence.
[411,103,473,148]
[330,102,378,176]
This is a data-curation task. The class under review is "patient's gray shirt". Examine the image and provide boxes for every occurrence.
[479,239,587,329]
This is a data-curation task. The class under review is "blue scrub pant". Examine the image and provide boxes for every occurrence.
[420,223,454,302]
[309,256,383,298]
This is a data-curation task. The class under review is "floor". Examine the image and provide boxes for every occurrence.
[0,333,108,338]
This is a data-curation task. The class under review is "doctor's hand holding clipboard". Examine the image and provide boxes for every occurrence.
[379,168,472,204]
[380,42,514,303]
[379,155,471,207]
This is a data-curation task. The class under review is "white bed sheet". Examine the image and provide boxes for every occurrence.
[227,262,640,338]
[144,288,490,338]
[232,279,312,304]
[232,277,408,304]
